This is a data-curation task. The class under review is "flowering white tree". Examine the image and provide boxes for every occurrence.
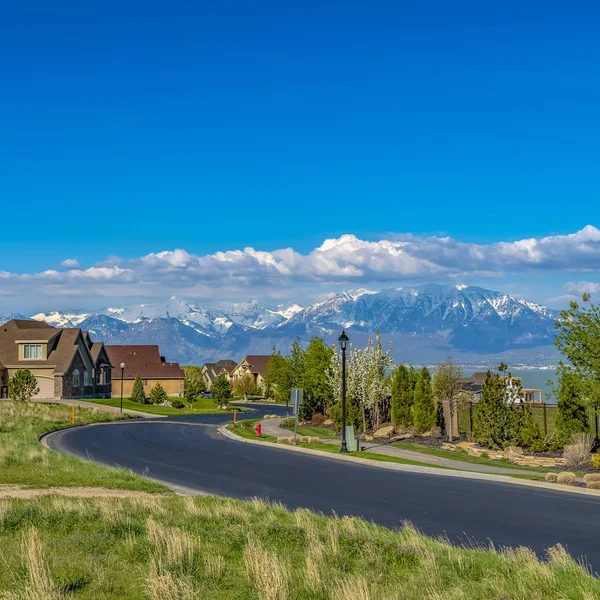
[326,332,393,432]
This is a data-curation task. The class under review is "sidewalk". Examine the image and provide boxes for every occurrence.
[259,418,547,478]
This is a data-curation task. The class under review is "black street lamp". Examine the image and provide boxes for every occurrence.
[338,330,349,453]
[120,362,125,414]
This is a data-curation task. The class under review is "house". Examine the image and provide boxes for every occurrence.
[201,360,237,390]
[105,345,185,398]
[0,319,112,399]
[232,355,271,391]
[458,372,543,403]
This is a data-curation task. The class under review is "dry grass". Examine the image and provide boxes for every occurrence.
[147,518,198,572]
[1,494,600,599]
[545,472,558,482]
[583,473,600,483]
[21,527,60,600]
[147,562,197,600]
[243,537,290,600]
[563,432,595,468]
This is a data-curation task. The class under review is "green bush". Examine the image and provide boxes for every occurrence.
[328,401,362,431]
[170,399,184,409]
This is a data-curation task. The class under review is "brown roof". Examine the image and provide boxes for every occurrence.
[238,355,271,376]
[105,345,184,379]
[213,359,237,374]
[0,319,92,375]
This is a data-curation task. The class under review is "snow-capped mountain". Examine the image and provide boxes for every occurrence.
[7,285,561,364]
[0,312,29,326]
[31,311,90,328]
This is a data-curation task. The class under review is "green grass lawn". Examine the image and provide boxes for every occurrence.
[80,396,243,416]
[281,424,339,439]
[0,401,167,492]
[1,494,598,600]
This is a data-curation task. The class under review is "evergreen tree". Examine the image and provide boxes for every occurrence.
[149,382,168,405]
[514,401,544,451]
[472,370,516,448]
[131,374,147,404]
[554,368,589,447]
[391,364,413,427]
[8,369,39,402]
[212,374,231,405]
[412,367,437,433]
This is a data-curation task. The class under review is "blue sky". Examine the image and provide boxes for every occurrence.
[1,1,599,311]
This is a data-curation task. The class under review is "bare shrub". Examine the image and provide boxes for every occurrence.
[586,481,600,490]
[308,437,320,443]
[583,473,600,483]
[563,433,595,468]
[299,436,311,443]
[430,426,442,439]
[556,472,576,485]
[545,472,558,483]
[311,413,326,426]
[276,437,289,444]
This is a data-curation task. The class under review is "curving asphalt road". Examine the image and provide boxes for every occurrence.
[44,406,600,571]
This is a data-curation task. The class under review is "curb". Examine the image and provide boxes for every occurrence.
[219,425,600,499]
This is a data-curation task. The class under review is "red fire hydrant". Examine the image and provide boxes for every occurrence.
[254,423,262,437]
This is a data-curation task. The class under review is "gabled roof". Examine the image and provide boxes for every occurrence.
[0,319,94,375]
[236,355,271,376]
[104,345,184,379]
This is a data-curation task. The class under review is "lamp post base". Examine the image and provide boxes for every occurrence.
[340,442,348,454]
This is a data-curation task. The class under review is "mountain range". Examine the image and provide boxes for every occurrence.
[0,285,561,366]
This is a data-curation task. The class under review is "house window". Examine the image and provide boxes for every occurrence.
[24,344,42,359]
[142,379,148,386]
[84,371,91,386]
[72,370,80,387]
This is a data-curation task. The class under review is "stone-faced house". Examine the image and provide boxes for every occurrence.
[201,359,237,390]
[231,355,272,391]
[0,319,112,399]
[104,345,185,398]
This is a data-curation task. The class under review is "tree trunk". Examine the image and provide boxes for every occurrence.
[362,405,367,433]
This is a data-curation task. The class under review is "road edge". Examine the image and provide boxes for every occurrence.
[218,425,600,499]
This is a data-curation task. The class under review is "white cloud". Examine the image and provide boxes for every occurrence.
[1,226,600,306]
[563,281,600,295]
[60,258,80,269]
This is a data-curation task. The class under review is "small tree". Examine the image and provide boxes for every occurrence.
[184,369,203,408]
[412,367,437,434]
[149,382,168,405]
[212,374,231,406]
[432,357,464,441]
[233,373,257,401]
[8,369,39,402]
[472,367,517,449]
[131,374,147,404]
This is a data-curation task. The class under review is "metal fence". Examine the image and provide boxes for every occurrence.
[458,403,600,440]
